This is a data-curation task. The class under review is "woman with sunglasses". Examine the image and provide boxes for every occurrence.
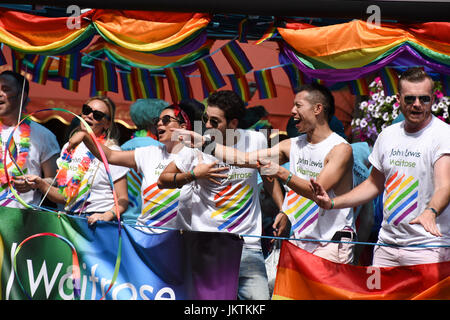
[65,100,228,233]
[27,96,129,225]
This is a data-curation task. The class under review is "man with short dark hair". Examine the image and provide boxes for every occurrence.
[0,70,59,208]
[311,67,450,267]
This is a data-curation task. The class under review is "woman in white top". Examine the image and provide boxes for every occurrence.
[27,96,129,225]
[65,100,227,232]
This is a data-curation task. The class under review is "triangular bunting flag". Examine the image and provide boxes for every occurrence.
[227,74,251,102]
[254,68,277,99]
[119,72,138,101]
[379,67,399,96]
[348,78,370,96]
[31,55,53,85]
[164,67,192,103]
[281,63,306,93]
[221,40,253,77]
[93,60,118,93]
[90,70,107,96]
[61,77,79,92]
[196,56,226,94]
[58,53,81,81]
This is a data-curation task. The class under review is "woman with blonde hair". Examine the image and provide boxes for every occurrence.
[27,96,129,225]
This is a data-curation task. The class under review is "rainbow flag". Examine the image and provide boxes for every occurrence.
[348,77,370,95]
[31,55,53,85]
[439,74,450,96]
[273,241,450,300]
[90,70,107,96]
[11,50,25,73]
[119,72,138,101]
[227,74,251,102]
[221,40,253,77]
[93,60,118,93]
[254,22,278,45]
[164,67,192,103]
[61,77,79,92]
[254,68,277,99]
[196,56,226,94]
[379,67,399,96]
[130,67,165,99]
[238,18,248,43]
[58,53,81,81]
[282,63,306,93]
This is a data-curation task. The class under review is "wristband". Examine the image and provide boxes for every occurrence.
[284,172,293,185]
[426,207,439,216]
[330,199,335,210]
[173,172,179,188]
[190,169,197,180]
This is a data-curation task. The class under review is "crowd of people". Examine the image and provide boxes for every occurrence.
[0,67,448,299]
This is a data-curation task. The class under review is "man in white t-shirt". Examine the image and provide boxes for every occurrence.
[159,90,286,300]
[0,71,59,208]
[311,67,450,267]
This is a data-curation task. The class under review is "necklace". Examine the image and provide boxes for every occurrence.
[56,134,105,204]
[0,118,31,185]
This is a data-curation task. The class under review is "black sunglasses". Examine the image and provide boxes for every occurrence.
[403,95,432,105]
[153,115,180,126]
[82,104,111,121]
[202,114,219,128]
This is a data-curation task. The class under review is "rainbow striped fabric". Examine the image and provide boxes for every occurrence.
[348,77,370,95]
[93,59,118,93]
[58,53,81,81]
[165,67,192,103]
[254,68,277,99]
[31,55,53,85]
[282,63,306,93]
[379,67,399,96]
[254,22,277,45]
[196,56,226,93]
[221,40,253,77]
[284,190,320,235]
[141,182,180,229]
[384,171,419,226]
[227,74,251,102]
[211,182,254,232]
[61,77,79,92]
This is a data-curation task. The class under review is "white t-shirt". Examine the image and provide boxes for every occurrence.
[175,129,267,249]
[58,142,129,213]
[0,121,60,208]
[135,145,192,233]
[282,132,354,252]
[369,116,450,247]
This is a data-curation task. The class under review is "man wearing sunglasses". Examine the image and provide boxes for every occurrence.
[159,90,286,300]
[310,67,450,267]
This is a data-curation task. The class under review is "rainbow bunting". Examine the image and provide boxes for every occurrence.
[348,77,370,95]
[282,63,306,93]
[273,241,450,300]
[90,70,107,96]
[61,77,79,92]
[196,56,226,94]
[439,74,450,96]
[11,50,25,73]
[93,60,118,93]
[254,22,278,45]
[379,67,399,96]
[58,53,81,81]
[221,40,253,77]
[238,18,248,43]
[164,67,192,103]
[119,72,138,101]
[130,67,165,99]
[227,74,251,102]
[31,55,53,85]
[254,68,277,99]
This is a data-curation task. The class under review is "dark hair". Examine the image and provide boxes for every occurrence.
[165,98,204,128]
[0,70,29,97]
[295,83,335,122]
[398,67,434,93]
[206,90,246,125]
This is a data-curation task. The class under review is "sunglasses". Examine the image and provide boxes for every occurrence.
[153,115,180,126]
[202,114,219,128]
[403,95,432,105]
[82,104,111,121]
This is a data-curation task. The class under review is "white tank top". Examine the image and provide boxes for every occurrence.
[282,133,355,252]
